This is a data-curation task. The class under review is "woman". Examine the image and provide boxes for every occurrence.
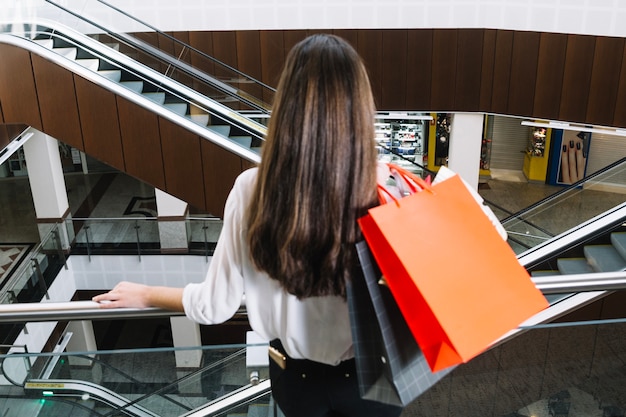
[94,34,403,417]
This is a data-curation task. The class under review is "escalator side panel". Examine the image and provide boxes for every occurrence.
[31,53,84,149]
[0,43,43,129]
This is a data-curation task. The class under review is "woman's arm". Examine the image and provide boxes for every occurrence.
[92,282,184,312]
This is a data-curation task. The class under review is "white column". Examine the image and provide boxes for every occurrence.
[22,128,72,249]
[155,189,189,253]
[65,321,98,366]
[447,113,485,190]
[170,316,203,368]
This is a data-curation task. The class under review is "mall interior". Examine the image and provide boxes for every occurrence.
[0,1,625,416]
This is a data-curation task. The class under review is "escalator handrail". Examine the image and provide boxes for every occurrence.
[1,268,626,323]
[517,201,626,268]
[0,29,264,164]
[180,379,272,417]
[44,0,272,113]
[96,0,276,94]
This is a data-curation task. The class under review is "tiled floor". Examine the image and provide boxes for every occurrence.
[0,166,625,417]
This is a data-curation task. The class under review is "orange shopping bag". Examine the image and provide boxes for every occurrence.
[358,170,548,372]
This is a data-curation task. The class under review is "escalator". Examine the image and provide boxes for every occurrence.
[3,339,276,417]
[0,18,266,216]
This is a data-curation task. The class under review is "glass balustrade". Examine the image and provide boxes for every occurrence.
[1,342,274,417]
[0,316,623,417]
[500,158,626,254]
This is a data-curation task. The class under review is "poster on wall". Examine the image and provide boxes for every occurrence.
[547,130,592,186]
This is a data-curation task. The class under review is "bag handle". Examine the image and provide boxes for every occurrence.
[387,163,432,193]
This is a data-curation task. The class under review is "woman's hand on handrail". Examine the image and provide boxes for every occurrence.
[93,281,185,312]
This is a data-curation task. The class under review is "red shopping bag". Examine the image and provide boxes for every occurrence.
[359,171,548,372]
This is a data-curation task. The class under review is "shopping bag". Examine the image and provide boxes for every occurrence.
[358,168,548,372]
[346,241,453,406]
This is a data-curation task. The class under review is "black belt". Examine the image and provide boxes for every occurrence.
[269,339,355,379]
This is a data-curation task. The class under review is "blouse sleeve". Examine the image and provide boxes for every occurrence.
[181,170,253,324]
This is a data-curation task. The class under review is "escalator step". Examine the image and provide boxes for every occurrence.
[207,125,232,137]
[557,258,593,274]
[120,81,144,93]
[54,46,78,60]
[164,102,189,116]
[143,92,166,104]
[98,69,122,82]
[75,58,100,71]
[584,245,626,272]
[611,232,626,260]
[230,136,253,148]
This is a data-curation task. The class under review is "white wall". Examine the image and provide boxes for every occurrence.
[1,0,626,37]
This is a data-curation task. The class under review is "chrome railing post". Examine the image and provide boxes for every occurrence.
[52,226,68,270]
[134,220,141,261]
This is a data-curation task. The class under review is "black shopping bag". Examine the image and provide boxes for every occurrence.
[346,241,453,406]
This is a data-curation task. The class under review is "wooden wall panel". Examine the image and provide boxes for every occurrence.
[259,31,285,102]
[31,54,83,149]
[357,30,384,109]
[201,140,243,217]
[334,29,359,50]
[74,75,125,171]
[0,45,42,129]
[455,29,484,111]
[533,33,568,121]
[491,30,514,114]
[613,46,626,127]
[381,30,407,110]
[406,29,433,110]
[212,31,239,79]
[159,117,206,211]
[507,31,540,118]
[559,35,596,124]
[479,30,496,111]
[116,97,165,190]
[188,31,217,99]
[236,31,264,107]
[586,36,625,127]
[430,30,458,111]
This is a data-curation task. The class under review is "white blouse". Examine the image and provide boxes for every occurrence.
[182,168,354,366]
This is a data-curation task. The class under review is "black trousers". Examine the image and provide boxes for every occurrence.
[269,340,403,417]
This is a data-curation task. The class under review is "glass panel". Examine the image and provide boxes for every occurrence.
[72,218,160,255]
[500,159,626,254]
[404,318,626,417]
[1,343,272,417]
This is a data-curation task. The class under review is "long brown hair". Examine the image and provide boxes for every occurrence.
[246,34,378,299]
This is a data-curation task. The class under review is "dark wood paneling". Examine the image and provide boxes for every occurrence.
[508,31,540,118]
[533,33,568,120]
[74,75,125,171]
[357,30,384,109]
[479,29,497,111]
[236,31,264,107]
[259,31,285,101]
[430,30,458,111]
[559,34,596,124]
[133,32,163,74]
[333,29,359,50]
[381,30,407,110]
[159,117,206,211]
[586,36,625,126]
[31,54,83,149]
[455,29,484,111]
[189,31,215,77]
[116,97,165,190]
[613,46,626,127]
[201,140,243,217]
[0,45,42,129]
[212,31,238,79]
[406,29,433,110]
[283,30,308,57]
[491,30,514,114]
